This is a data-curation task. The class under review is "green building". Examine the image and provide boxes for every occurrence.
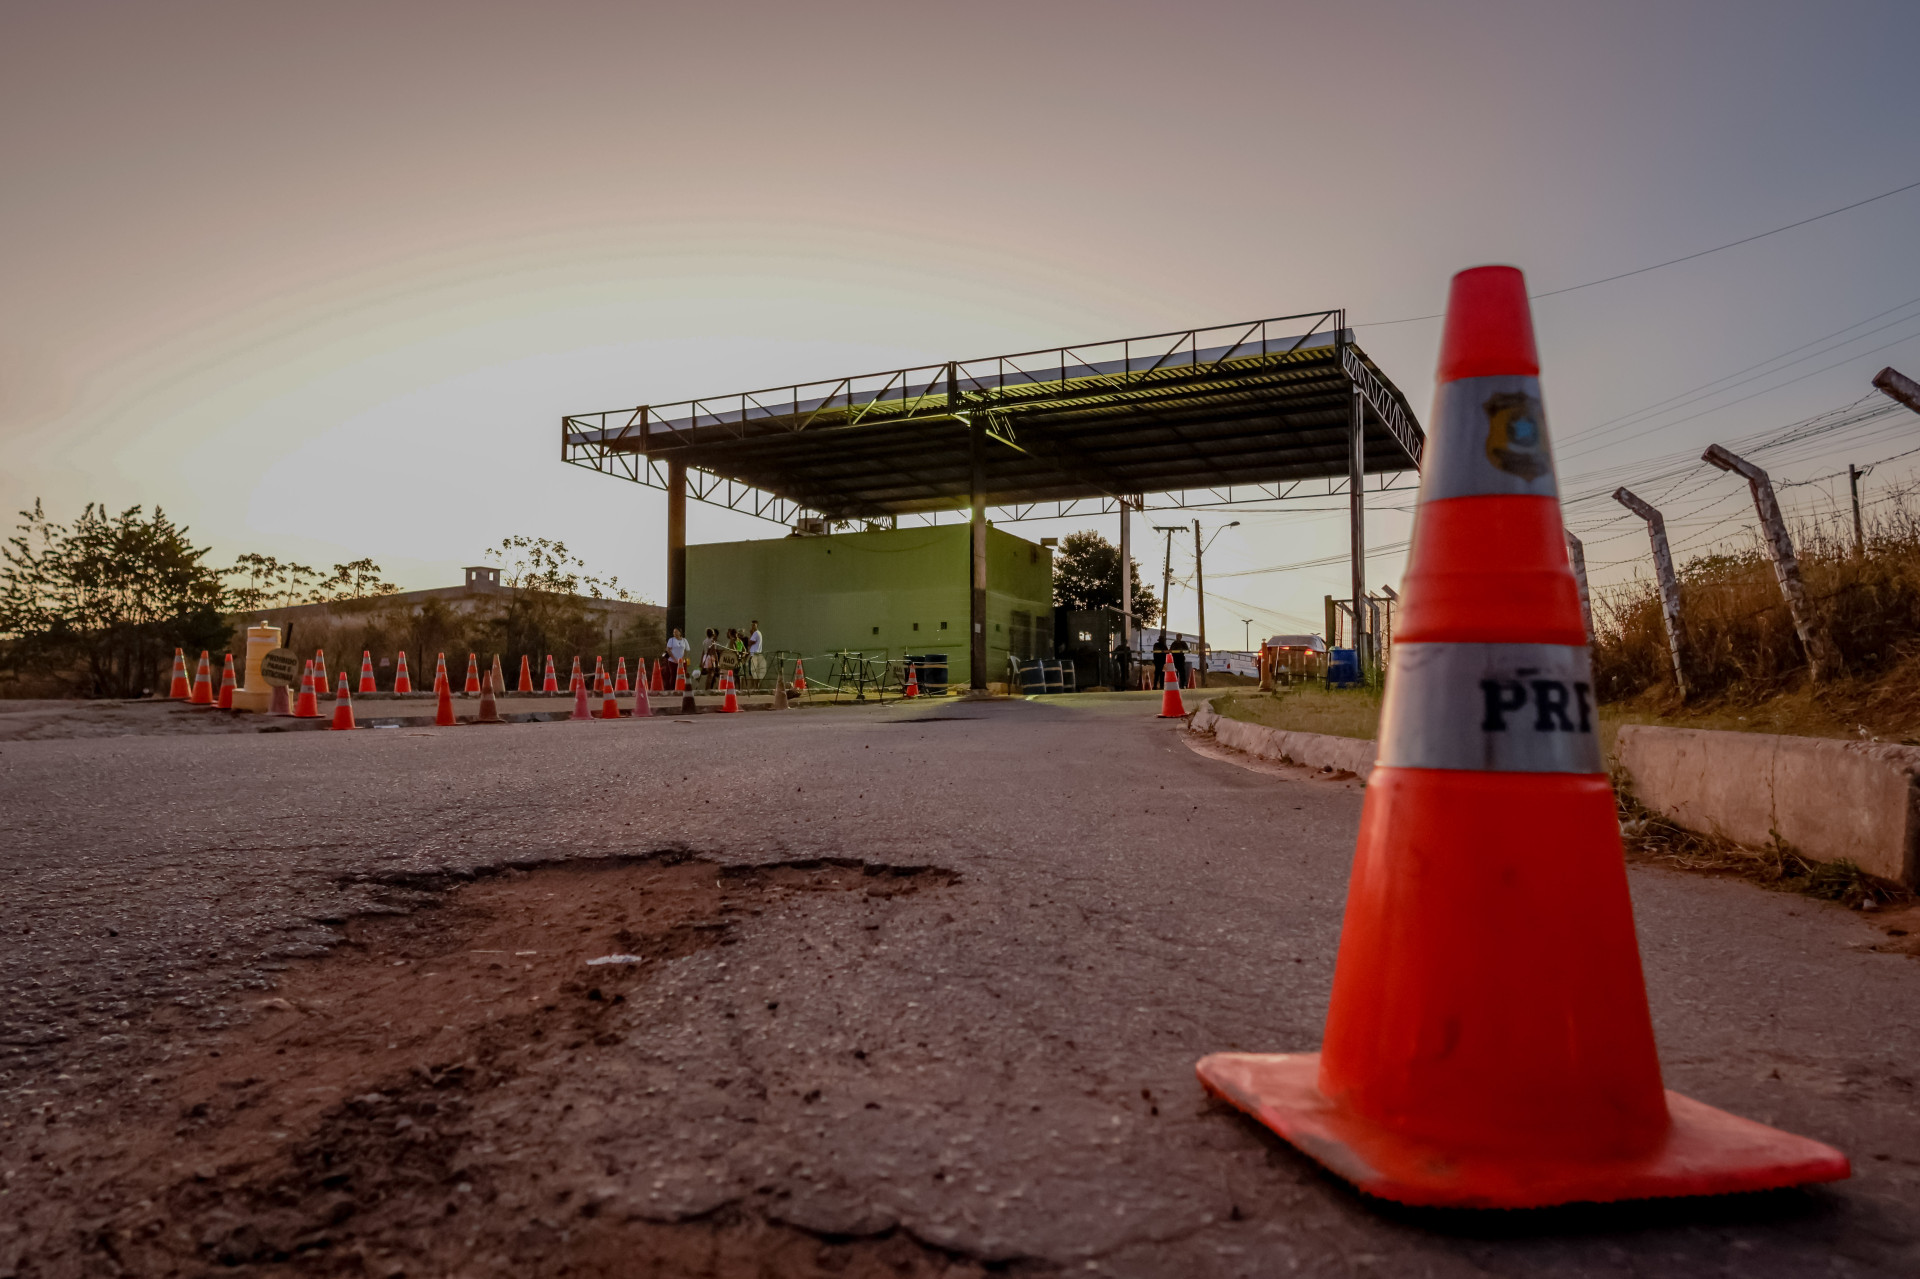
[686,524,1053,688]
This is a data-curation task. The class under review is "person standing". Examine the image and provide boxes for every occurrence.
[1170,635,1190,688]
[747,620,764,686]
[1151,634,1168,689]
[665,628,688,669]
[701,628,721,692]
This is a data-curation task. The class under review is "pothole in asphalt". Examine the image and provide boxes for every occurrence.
[20,855,994,1278]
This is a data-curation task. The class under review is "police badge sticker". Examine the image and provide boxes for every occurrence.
[1483,391,1547,481]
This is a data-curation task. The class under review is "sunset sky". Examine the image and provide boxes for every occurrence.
[5,1,1918,639]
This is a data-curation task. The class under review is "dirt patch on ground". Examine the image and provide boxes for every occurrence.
[4,855,1002,1279]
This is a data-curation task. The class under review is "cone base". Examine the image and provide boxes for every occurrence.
[1196,1052,1847,1209]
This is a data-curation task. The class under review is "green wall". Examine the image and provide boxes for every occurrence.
[686,523,1053,686]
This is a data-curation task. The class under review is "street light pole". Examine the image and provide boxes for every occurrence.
[1190,519,1239,690]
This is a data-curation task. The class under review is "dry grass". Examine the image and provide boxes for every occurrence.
[1210,686,1383,740]
[1616,788,1910,912]
[1594,483,1920,740]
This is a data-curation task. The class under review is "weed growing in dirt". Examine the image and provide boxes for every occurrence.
[1616,788,1910,911]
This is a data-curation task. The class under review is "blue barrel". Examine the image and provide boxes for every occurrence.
[1041,659,1063,694]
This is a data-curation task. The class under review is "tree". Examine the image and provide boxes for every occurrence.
[0,502,232,697]
[485,536,637,660]
[226,554,398,611]
[1051,530,1159,627]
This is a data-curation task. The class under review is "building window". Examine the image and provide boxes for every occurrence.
[940,621,948,629]
[1078,631,1092,643]
[912,622,920,631]
[871,626,880,635]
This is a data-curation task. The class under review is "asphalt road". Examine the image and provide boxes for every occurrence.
[2,694,1916,1276]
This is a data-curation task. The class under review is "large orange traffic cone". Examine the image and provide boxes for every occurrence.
[1156,653,1185,718]
[720,668,739,713]
[433,652,449,693]
[490,654,506,703]
[518,654,534,694]
[313,649,328,696]
[1194,265,1848,1209]
[189,651,214,705]
[168,648,190,699]
[569,656,584,695]
[463,653,480,697]
[791,658,807,697]
[541,655,559,695]
[903,662,919,699]
[632,666,653,718]
[394,651,413,695]
[649,658,664,693]
[676,659,696,716]
[570,672,592,721]
[294,661,320,718]
[217,654,237,710]
[614,657,630,694]
[598,667,620,720]
[435,672,457,727]
[474,671,504,724]
[330,673,357,730]
[359,651,377,695]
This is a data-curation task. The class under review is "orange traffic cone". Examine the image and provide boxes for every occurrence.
[570,673,591,721]
[792,657,807,696]
[394,651,413,695]
[1194,265,1848,1209]
[593,655,606,692]
[433,652,449,693]
[632,666,653,718]
[462,653,480,697]
[294,661,320,718]
[599,668,620,720]
[359,651,376,695]
[217,654,237,710]
[435,671,457,727]
[541,655,559,695]
[649,658,664,693]
[676,658,696,716]
[269,680,292,716]
[720,668,739,714]
[569,656,584,695]
[614,657,630,694]
[330,673,357,730]
[1156,653,1185,718]
[517,654,534,694]
[474,671,504,724]
[903,662,919,699]
[490,654,506,703]
[189,651,214,705]
[168,648,190,699]
[313,649,328,696]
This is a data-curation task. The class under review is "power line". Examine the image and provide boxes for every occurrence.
[1355,176,1920,328]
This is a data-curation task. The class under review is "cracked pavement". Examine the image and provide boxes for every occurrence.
[2,693,1917,1276]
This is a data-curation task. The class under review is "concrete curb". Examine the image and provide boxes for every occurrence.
[1615,724,1920,887]
[1187,703,1377,781]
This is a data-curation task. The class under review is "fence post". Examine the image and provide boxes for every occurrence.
[1702,444,1842,682]
[1564,530,1595,644]
[1612,488,1690,700]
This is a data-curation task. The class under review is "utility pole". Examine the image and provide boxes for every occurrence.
[1613,487,1689,700]
[1849,464,1866,558]
[1192,520,1207,689]
[1703,443,1841,682]
[1242,618,1254,651]
[1348,385,1368,678]
[1154,525,1182,646]
[1564,530,1595,644]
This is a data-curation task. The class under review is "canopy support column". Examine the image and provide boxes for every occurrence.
[666,459,687,643]
[1118,496,1132,682]
[962,362,988,692]
[1349,386,1368,676]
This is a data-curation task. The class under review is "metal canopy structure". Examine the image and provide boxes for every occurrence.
[558,309,1424,692]
[561,311,1422,525]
